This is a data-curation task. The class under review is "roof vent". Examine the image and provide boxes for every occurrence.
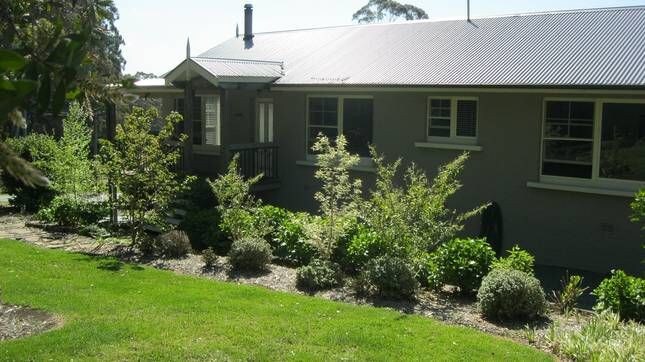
[244,4,254,41]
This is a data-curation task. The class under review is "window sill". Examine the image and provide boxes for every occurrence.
[414,142,483,152]
[526,181,636,198]
[296,160,376,173]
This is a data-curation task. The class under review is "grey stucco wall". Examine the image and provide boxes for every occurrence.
[265,90,643,275]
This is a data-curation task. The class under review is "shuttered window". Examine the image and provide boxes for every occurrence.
[173,95,220,146]
[204,96,219,146]
[427,97,478,142]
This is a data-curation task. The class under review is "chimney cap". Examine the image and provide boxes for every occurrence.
[244,4,253,9]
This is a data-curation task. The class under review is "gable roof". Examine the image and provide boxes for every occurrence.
[196,6,645,89]
[164,57,283,85]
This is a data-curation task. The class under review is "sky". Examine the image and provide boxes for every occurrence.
[114,0,644,75]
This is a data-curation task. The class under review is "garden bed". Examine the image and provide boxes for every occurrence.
[0,212,589,353]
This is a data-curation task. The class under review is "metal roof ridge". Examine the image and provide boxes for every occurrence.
[191,56,283,66]
[248,5,645,36]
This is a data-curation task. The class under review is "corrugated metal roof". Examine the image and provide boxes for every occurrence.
[197,6,645,88]
[191,57,283,80]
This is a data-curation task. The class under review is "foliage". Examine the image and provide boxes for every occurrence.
[180,208,228,253]
[346,224,394,269]
[2,134,58,211]
[296,259,342,291]
[37,195,108,227]
[202,247,218,269]
[592,270,644,322]
[546,312,644,362]
[363,149,487,263]
[259,205,317,266]
[491,245,535,275]
[307,134,362,260]
[551,274,588,315]
[209,154,268,241]
[154,230,192,258]
[477,268,547,321]
[99,107,193,246]
[0,239,552,360]
[228,238,273,272]
[360,256,419,299]
[353,0,429,23]
[631,189,644,229]
[427,238,496,293]
[0,0,126,186]
[182,177,219,210]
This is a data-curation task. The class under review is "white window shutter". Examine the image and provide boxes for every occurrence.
[204,96,219,145]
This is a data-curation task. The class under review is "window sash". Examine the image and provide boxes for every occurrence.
[174,95,220,146]
[306,95,373,158]
[540,98,645,189]
[427,97,478,141]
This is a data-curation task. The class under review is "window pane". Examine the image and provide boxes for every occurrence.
[546,101,569,119]
[542,162,592,178]
[545,101,594,140]
[343,98,373,157]
[428,128,450,137]
[431,118,450,127]
[193,96,202,121]
[309,98,338,126]
[599,103,645,181]
[308,127,338,153]
[456,100,477,137]
[542,140,592,178]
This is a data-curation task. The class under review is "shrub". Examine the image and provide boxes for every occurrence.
[2,134,58,211]
[296,259,342,291]
[551,274,588,314]
[228,238,272,271]
[263,208,317,266]
[361,148,488,262]
[547,312,644,362]
[345,224,396,271]
[593,270,644,322]
[360,256,419,299]
[306,134,362,260]
[155,230,192,258]
[491,245,535,275]
[477,268,547,320]
[100,107,193,246]
[37,196,109,227]
[427,238,496,293]
[182,177,219,209]
[180,208,228,253]
[202,247,218,269]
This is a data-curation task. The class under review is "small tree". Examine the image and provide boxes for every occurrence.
[49,102,99,199]
[208,154,268,241]
[308,134,362,259]
[99,107,192,246]
[364,148,487,261]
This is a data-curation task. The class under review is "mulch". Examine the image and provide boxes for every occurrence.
[0,303,61,341]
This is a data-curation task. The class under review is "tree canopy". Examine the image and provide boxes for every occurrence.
[353,0,429,24]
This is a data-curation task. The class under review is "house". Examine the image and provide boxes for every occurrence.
[129,5,645,275]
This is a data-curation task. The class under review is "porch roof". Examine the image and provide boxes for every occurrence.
[164,57,284,86]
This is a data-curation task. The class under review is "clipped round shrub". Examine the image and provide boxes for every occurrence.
[593,270,644,322]
[155,230,192,258]
[296,259,342,291]
[180,208,228,253]
[491,245,535,275]
[361,256,419,299]
[228,238,272,271]
[477,268,546,320]
[202,247,218,269]
[428,238,496,293]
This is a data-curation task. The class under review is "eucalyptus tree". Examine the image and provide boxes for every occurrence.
[353,0,428,24]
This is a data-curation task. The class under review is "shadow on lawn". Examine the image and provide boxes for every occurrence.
[73,253,145,273]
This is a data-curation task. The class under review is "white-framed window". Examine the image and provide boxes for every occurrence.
[540,98,645,191]
[256,99,274,143]
[173,95,220,146]
[427,97,478,143]
[306,95,373,158]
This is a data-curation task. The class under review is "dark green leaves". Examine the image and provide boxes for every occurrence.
[0,50,27,71]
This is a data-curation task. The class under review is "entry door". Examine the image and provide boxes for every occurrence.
[256,100,274,143]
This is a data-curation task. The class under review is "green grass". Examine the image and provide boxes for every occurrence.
[0,239,551,361]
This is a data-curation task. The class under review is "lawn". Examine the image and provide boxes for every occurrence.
[0,239,551,361]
